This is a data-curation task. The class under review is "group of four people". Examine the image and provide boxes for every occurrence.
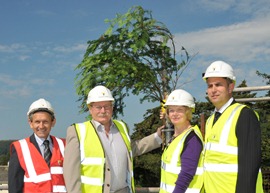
[8,60,264,193]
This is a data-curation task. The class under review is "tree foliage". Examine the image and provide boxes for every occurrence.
[256,71,270,96]
[0,140,14,165]
[256,71,270,118]
[255,71,270,168]
[0,154,9,165]
[233,80,257,107]
[75,6,192,117]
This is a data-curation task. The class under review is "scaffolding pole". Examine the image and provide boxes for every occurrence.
[233,85,270,102]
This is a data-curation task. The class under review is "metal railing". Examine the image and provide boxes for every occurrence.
[0,184,7,192]
[136,187,159,193]
[0,184,161,193]
[234,85,270,102]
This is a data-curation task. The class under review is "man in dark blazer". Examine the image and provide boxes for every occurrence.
[8,98,66,193]
[202,61,263,193]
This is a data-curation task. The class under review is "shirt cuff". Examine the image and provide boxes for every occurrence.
[154,133,163,144]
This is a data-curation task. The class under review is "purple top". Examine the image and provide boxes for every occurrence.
[172,131,203,193]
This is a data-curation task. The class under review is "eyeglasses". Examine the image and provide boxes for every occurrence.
[91,105,112,111]
[168,108,186,114]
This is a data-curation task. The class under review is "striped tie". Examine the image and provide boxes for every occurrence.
[43,140,52,167]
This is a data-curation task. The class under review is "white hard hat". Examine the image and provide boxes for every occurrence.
[203,60,236,82]
[87,85,115,104]
[27,98,54,116]
[165,89,195,111]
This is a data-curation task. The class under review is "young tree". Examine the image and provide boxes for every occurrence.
[75,6,192,117]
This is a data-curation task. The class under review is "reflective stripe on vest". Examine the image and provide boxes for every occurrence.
[204,104,242,173]
[160,182,201,193]
[161,161,204,175]
[76,122,105,187]
[81,176,103,186]
[53,185,66,192]
[55,137,65,157]
[23,166,64,182]
[51,166,64,174]
[19,139,52,183]
[204,163,238,172]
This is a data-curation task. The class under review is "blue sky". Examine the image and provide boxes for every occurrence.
[1,0,270,140]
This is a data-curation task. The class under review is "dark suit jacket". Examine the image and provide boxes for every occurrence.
[8,134,43,193]
[235,106,261,193]
[215,100,261,193]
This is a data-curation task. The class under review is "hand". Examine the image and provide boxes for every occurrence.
[156,125,165,138]
[160,110,166,120]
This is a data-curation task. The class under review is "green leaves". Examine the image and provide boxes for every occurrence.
[75,5,191,117]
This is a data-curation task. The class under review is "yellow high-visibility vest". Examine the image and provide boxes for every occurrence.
[160,125,204,193]
[203,103,264,193]
[75,120,135,193]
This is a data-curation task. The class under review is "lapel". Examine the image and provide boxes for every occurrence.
[29,133,42,155]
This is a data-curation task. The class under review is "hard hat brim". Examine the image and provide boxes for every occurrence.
[27,108,54,116]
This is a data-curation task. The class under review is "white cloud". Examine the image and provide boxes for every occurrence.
[198,0,270,16]
[34,10,56,17]
[235,0,270,16]
[0,73,56,98]
[53,43,87,53]
[200,0,235,11]
[71,9,90,17]
[19,55,30,61]
[0,84,32,98]
[0,74,22,86]
[0,43,28,53]
[174,16,270,64]
[30,78,55,86]
[40,50,52,56]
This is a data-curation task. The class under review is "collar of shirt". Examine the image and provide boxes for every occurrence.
[34,133,52,146]
[91,119,117,134]
[214,97,234,114]
[34,133,52,154]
